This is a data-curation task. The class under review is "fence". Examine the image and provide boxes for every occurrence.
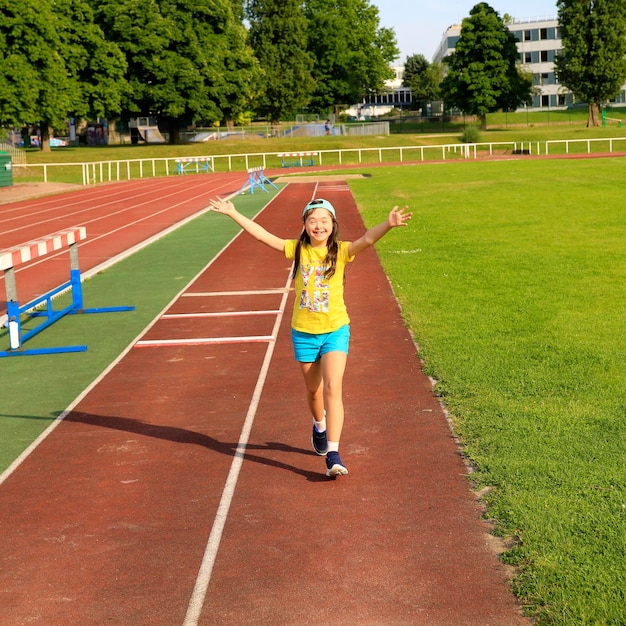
[0,142,27,165]
[10,137,626,186]
[545,136,626,155]
[121,121,389,143]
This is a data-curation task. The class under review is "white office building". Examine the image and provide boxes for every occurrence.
[348,65,413,119]
[434,16,626,111]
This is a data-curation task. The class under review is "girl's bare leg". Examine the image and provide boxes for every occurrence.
[320,351,348,443]
[299,360,324,422]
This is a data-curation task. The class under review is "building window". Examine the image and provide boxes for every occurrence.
[524,30,532,41]
[540,28,548,40]
[542,95,549,107]
[541,50,548,62]
[558,94,566,106]
[525,52,532,64]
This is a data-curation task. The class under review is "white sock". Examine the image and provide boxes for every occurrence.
[313,416,326,433]
[327,441,339,453]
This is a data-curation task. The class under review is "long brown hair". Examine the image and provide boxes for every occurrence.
[291,210,340,280]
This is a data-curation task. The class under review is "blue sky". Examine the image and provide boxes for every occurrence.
[375,0,558,62]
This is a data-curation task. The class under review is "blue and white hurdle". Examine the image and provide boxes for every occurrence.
[1,227,134,357]
[173,157,214,175]
[237,166,279,195]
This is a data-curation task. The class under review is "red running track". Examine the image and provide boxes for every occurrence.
[0,173,247,319]
[0,179,529,625]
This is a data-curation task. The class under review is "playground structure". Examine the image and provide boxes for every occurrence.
[1,228,134,357]
[189,130,260,141]
[129,117,167,144]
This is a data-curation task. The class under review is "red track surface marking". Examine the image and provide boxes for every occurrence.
[0,181,529,625]
[0,173,247,319]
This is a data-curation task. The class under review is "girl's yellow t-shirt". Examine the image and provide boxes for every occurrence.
[284,240,354,334]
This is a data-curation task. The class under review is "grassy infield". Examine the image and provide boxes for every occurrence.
[3,114,626,623]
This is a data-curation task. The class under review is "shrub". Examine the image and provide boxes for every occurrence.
[461,125,481,143]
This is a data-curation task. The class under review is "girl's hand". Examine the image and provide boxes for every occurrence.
[209,197,237,215]
[388,205,412,227]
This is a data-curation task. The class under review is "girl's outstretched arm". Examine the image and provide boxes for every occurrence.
[208,197,285,252]
[348,205,412,257]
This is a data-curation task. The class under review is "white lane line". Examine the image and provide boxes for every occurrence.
[134,335,275,348]
[182,288,291,297]
[162,310,280,319]
[182,271,292,626]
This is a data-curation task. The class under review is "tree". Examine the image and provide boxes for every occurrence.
[554,0,626,127]
[246,0,315,126]
[403,54,429,87]
[0,0,67,134]
[304,0,399,114]
[403,54,443,112]
[95,0,260,142]
[440,2,533,129]
[0,0,125,150]
[56,0,128,124]
[216,0,263,127]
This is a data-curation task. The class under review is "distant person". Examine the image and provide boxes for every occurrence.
[324,119,331,135]
[208,196,412,477]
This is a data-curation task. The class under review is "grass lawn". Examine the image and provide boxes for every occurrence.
[349,158,626,625]
[2,151,626,624]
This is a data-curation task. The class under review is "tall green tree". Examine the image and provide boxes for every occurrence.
[0,0,69,136]
[403,54,443,112]
[95,0,260,142]
[246,0,314,125]
[441,2,532,129]
[56,0,128,124]
[304,0,399,114]
[216,0,262,127]
[554,0,626,127]
[0,0,124,150]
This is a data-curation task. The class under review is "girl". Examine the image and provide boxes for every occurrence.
[208,196,412,477]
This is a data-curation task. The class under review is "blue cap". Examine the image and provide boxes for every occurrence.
[303,198,336,218]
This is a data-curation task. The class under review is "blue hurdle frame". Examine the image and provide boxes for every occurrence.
[237,167,279,195]
[1,240,134,357]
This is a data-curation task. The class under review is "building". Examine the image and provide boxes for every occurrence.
[346,65,413,119]
[434,16,626,111]
[347,14,626,117]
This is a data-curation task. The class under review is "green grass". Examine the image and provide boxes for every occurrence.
[349,159,626,624]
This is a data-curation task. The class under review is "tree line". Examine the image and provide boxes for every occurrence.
[2,1,625,150]
[403,1,626,129]
[0,0,398,149]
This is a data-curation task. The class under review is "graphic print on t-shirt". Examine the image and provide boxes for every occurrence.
[298,263,330,313]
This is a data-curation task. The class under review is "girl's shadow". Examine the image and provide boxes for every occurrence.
[65,410,328,482]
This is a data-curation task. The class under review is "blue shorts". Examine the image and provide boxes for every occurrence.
[291,325,350,362]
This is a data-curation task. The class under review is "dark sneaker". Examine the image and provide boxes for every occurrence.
[312,425,328,456]
[325,451,348,477]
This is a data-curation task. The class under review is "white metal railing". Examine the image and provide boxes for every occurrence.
[545,136,626,155]
[11,138,626,185]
